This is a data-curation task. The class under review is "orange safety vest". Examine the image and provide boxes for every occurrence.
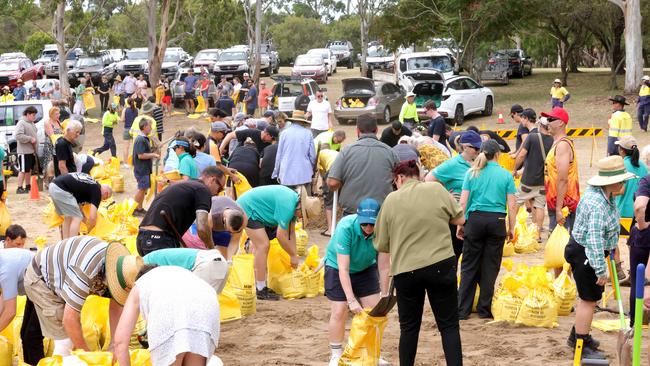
[545,137,580,212]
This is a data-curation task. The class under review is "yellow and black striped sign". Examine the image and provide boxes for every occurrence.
[494,127,604,140]
[620,218,633,238]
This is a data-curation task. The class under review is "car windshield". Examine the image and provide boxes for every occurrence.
[368,49,391,57]
[0,62,19,71]
[330,45,348,51]
[277,83,304,97]
[164,53,181,62]
[308,50,327,57]
[66,52,78,61]
[219,52,246,61]
[196,51,219,61]
[406,56,453,73]
[76,58,100,67]
[42,50,57,57]
[295,57,322,66]
[126,50,148,60]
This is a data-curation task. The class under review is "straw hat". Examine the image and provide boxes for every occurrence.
[287,110,311,125]
[299,186,321,226]
[587,156,635,187]
[105,242,144,305]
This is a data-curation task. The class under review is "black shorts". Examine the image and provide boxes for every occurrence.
[246,219,277,240]
[19,153,36,173]
[184,92,195,100]
[564,238,608,302]
[324,263,380,301]
[136,229,180,256]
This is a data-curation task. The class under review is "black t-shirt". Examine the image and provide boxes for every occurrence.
[635,175,650,223]
[520,128,554,186]
[259,143,278,179]
[98,82,110,93]
[427,116,447,147]
[235,129,268,155]
[228,145,260,187]
[379,126,412,147]
[53,173,101,207]
[59,108,70,122]
[480,130,511,153]
[132,135,152,177]
[139,180,212,236]
[516,124,530,151]
[53,137,76,177]
[215,97,235,116]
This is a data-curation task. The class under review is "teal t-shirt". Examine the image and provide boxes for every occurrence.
[324,214,377,274]
[432,154,471,194]
[143,248,199,270]
[462,161,516,218]
[237,185,299,230]
[178,152,199,179]
[616,156,648,218]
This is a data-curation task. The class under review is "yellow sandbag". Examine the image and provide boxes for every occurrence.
[553,263,577,316]
[113,96,120,105]
[497,153,515,171]
[302,269,320,298]
[111,175,125,193]
[218,284,243,323]
[278,270,306,299]
[80,296,111,351]
[188,113,202,119]
[82,91,96,110]
[228,253,256,316]
[72,351,113,366]
[295,222,309,257]
[492,276,523,323]
[43,200,64,228]
[515,266,557,328]
[90,164,105,180]
[163,170,182,181]
[319,268,325,295]
[0,201,11,234]
[267,239,292,295]
[155,86,164,106]
[502,241,515,257]
[0,296,25,360]
[339,311,388,366]
[0,336,12,366]
[304,245,320,269]
[543,224,570,268]
[130,349,152,366]
[37,356,62,366]
[196,95,207,113]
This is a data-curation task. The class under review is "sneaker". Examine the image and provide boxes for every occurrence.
[616,262,627,281]
[328,356,340,366]
[580,345,606,360]
[25,184,31,192]
[16,187,25,194]
[256,287,279,301]
[567,327,600,350]
[378,357,391,366]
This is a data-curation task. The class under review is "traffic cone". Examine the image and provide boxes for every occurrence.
[29,176,40,200]
[497,113,505,124]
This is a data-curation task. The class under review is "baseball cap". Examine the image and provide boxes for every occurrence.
[211,121,229,132]
[110,102,118,109]
[256,120,269,131]
[234,112,247,123]
[460,130,482,149]
[521,108,536,122]
[642,75,649,81]
[540,107,569,124]
[615,135,638,150]
[406,92,416,98]
[510,104,524,114]
[263,110,275,118]
[357,198,380,225]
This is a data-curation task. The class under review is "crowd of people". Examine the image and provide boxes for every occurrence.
[0,72,650,366]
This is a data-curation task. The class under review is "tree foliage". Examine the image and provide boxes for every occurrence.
[269,16,329,62]
[23,31,55,60]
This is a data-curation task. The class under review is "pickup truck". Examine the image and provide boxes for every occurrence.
[0,58,44,89]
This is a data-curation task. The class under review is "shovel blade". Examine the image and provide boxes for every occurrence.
[368,295,397,317]
[617,329,633,366]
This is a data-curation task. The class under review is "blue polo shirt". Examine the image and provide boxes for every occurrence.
[237,185,298,230]
[462,161,516,218]
[431,154,471,194]
[324,214,377,274]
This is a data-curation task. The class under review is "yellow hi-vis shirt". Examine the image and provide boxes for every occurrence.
[318,149,338,174]
[550,86,569,99]
[640,85,650,97]
[608,110,633,138]
[399,101,419,123]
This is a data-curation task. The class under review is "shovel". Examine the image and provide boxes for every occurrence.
[610,250,633,366]
[368,278,397,317]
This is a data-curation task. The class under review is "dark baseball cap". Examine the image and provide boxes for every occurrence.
[510,104,524,114]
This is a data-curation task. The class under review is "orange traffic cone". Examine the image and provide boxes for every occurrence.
[29,176,40,200]
[497,113,505,124]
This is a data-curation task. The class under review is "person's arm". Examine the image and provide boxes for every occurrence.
[398,103,405,122]
[635,196,650,230]
[0,296,16,332]
[272,138,285,179]
[106,298,123,352]
[44,120,54,137]
[554,141,572,226]
[196,210,214,249]
[583,210,609,283]
[514,147,529,171]
[220,131,237,155]
[138,152,159,160]
[337,253,362,313]
[377,252,391,295]
[563,91,571,103]
[506,194,516,241]
[58,160,69,175]
[63,304,89,351]
[215,162,240,183]
[16,123,34,144]
[86,204,98,232]
[327,111,333,130]
[424,173,439,183]
[113,287,140,366]
[276,222,298,267]
[456,190,470,239]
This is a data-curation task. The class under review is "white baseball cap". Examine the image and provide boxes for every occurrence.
[643,75,650,81]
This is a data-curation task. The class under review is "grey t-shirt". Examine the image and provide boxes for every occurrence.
[520,128,554,187]
[0,248,34,299]
[210,196,244,231]
[328,135,399,214]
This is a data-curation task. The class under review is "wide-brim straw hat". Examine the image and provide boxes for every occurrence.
[287,110,311,125]
[299,186,321,226]
[587,156,635,186]
[105,242,144,305]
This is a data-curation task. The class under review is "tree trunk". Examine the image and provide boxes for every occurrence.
[568,48,580,73]
[611,11,625,75]
[147,0,174,89]
[622,0,643,93]
[54,1,70,96]
[559,40,569,85]
[359,0,368,77]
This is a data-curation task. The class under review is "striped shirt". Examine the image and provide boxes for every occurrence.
[153,106,164,135]
[35,236,108,312]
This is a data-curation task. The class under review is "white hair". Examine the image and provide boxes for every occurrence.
[66,119,82,132]
[641,145,650,168]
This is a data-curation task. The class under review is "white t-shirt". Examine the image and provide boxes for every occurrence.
[307,100,332,131]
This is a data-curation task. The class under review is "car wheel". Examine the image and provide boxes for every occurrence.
[482,96,493,116]
[527,68,533,76]
[383,107,391,124]
[453,104,464,125]
[333,67,337,74]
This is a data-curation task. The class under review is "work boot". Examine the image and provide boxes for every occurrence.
[567,326,600,350]
[580,344,606,360]
[616,261,627,281]
[256,287,279,301]
[15,187,25,194]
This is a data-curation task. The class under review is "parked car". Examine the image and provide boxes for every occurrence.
[491,49,532,77]
[193,49,221,70]
[396,51,456,91]
[291,55,328,83]
[334,78,404,125]
[103,49,126,62]
[365,46,394,71]
[170,68,217,108]
[327,40,354,69]
[307,48,337,75]
[268,75,322,116]
[45,48,84,78]
[161,49,191,78]
[213,49,249,80]
[435,75,494,125]
[0,58,44,89]
[0,52,27,61]
[68,52,116,87]
[260,52,278,75]
[115,48,149,78]
[35,44,60,65]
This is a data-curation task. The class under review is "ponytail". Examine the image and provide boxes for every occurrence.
[469,150,498,178]
[621,146,640,168]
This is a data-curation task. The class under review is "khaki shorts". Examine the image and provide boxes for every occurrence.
[192,249,229,294]
[516,184,546,209]
[23,264,68,340]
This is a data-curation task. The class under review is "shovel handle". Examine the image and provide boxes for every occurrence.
[633,263,645,366]
[609,251,626,329]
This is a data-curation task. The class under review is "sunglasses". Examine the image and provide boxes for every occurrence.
[546,117,558,123]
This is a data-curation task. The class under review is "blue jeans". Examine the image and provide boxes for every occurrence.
[607,136,620,156]
[548,208,575,233]
[638,104,650,131]
[551,98,564,108]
